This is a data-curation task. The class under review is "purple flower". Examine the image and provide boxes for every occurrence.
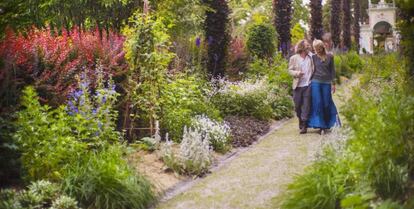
[74,90,83,99]
[92,108,97,115]
[195,37,201,47]
[102,96,107,103]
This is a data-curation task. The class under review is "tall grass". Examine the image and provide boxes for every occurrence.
[62,146,156,209]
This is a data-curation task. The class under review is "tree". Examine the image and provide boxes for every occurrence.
[322,0,332,33]
[247,23,276,59]
[292,0,309,26]
[395,0,414,77]
[291,23,305,45]
[203,0,230,77]
[330,0,341,48]
[273,0,292,57]
[353,0,361,51]
[342,0,352,50]
[310,0,324,40]
[0,0,140,38]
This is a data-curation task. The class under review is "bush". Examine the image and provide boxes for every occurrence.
[0,28,126,108]
[62,145,155,209]
[160,127,213,176]
[0,180,80,209]
[15,70,121,180]
[281,148,352,209]
[191,115,232,153]
[211,77,292,121]
[334,51,364,82]
[160,75,221,142]
[246,23,276,59]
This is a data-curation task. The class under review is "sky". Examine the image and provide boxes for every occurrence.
[302,0,327,5]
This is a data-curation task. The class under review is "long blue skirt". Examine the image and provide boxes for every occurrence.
[308,81,341,129]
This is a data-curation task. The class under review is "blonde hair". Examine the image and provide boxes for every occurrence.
[313,39,327,61]
[295,40,307,54]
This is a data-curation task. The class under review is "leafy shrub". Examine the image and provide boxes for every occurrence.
[334,51,364,82]
[62,145,155,209]
[15,70,121,180]
[246,23,276,59]
[0,116,21,187]
[191,115,232,153]
[160,75,221,142]
[122,12,175,136]
[227,37,249,79]
[0,180,80,209]
[14,86,86,180]
[281,148,352,209]
[211,77,292,121]
[161,127,212,176]
[0,28,126,108]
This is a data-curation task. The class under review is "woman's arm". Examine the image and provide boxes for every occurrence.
[330,55,336,83]
[330,55,336,93]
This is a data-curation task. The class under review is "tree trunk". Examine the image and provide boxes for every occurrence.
[330,0,341,48]
[273,0,292,57]
[203,0,230,78]
[353,0,361,52]
[342,0,352,51]
[310,0,324,40]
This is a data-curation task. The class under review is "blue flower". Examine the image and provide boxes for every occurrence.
[74,90,83,99]
[195,37,201,47]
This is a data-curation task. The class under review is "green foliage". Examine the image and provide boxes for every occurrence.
[280,54,414,209]
[160,127,212,176]
[291,23,305,46]
[123,11,175,137]
[61,145,155,209]
[0,0,137,38]
[213,54,293,121]
[15,71,121,181]
[211,83,273,121]
[0,180,80,209]
[334,52,364,82]
[281,148,351,209]
[160,75,221,142]
[246,23,276,59]
[14,87,86,180]
[0,115,21,186]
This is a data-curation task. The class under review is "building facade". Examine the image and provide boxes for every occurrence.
[360,0,399,54]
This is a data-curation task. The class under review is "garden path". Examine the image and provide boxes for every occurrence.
[157,80,353,209]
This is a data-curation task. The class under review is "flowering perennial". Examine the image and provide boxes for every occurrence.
[191,115,231,153]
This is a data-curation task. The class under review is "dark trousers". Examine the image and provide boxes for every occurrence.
[293,86,311,126]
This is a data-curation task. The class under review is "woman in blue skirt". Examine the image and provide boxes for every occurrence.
[308,40,341,134]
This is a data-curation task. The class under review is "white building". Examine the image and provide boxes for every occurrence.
[359,0,399,54]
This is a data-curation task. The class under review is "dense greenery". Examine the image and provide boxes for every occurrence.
[280,54,414,209]
[246,23,276,59]
[1,180,79,209]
